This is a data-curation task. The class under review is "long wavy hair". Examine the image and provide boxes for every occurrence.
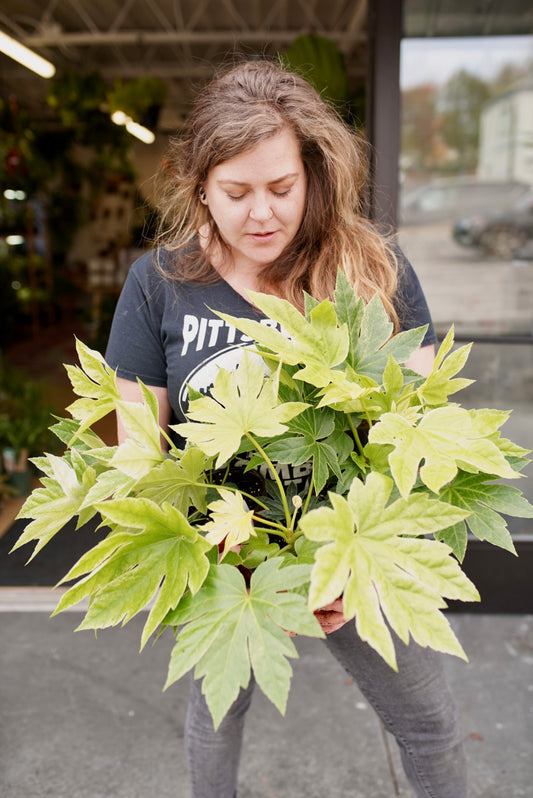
[154,59,400,324]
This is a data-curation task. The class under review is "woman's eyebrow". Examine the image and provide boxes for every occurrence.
[217,172,300,187]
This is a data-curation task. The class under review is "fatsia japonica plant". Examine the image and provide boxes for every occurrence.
[13,271,533,729]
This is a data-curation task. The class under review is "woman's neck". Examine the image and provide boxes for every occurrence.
[198,223,269,301]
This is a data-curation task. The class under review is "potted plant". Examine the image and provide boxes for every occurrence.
[0,470,17,510]
[12,274,533,728]
[0,362,54,495]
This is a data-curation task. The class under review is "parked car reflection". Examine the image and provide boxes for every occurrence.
[399,178,529,226]
[452,190,533,259]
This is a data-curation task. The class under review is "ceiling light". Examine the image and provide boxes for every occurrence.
[0,29,55,79]
[111,110,128,126]
[4,189,27,200]
[125,119,155,144]
[111,109,155,144]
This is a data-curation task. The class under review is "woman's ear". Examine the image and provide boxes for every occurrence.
[199,187,207,204]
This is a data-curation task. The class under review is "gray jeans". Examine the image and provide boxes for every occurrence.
[185,623,467,798]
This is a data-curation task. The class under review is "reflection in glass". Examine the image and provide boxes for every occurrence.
[398,35,533,338]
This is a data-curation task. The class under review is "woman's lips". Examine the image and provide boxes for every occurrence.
[248,231,277,240]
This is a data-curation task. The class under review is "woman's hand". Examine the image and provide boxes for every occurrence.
[314,597,348,635]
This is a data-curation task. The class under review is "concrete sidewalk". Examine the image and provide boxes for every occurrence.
[0,590,531,798]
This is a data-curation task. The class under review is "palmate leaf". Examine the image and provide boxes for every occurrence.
[299,472,478,669]
[109,385,167,479]
[417,327,474,406]
[354,298,428,381]
[54,498,212,649]
[135,448,210,516]
[368,405,518,498]
[333,271,428,381]
[164,558,323,729]
[363,356,420,422]
[174,350,307,467]
[65,339,122,436]
[202,488,256,558]
[79,468,138,508]
[49,416,107,452]
[438,471,533,557]
[316,365,377,413]
[217,291,350,386]
[13,449,98,558]
[264,406,344,493]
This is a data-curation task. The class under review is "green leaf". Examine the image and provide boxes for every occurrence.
[135,449,209,515]
[369,405,519,497]
[316,365,377,413]
[217,292,350,387]
[109,395,165,478]
[346,292,427,381]
[164,559,323,729]
[202,488,256,558]
[65,340,121,436]
[239,529,281,568]
[417,328,474,406]
[299,472,477,669]
[13,451,97,558]
[265,406,342,493]
[49,416,107,451]
[55,498,212,649]
[174,350,307,467]
[266,436,340,495]
[439,471,533,555]
[363,355,420,421]
[433,521,468,562]
[333,270,365,358]
[80,469,138,508]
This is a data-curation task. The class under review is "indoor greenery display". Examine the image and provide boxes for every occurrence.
[13,272,533,728]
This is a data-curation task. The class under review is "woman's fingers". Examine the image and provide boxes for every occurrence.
[314,597,348,634]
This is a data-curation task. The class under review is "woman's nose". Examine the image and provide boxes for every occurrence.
[249,195,274,221]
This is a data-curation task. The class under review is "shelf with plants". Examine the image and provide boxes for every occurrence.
[12,273,533,729]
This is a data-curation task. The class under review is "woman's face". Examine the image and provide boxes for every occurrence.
[202,127,307,275]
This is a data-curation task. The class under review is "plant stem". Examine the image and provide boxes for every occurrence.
[276,528,304,555]
[245,432,292,526]
[161,428,179,453]
[251,515,288,533]
[348,415,365,456]
[301,477,315,516]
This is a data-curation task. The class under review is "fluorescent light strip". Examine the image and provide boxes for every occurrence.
[111,110,155,144]
[0,30,55,79]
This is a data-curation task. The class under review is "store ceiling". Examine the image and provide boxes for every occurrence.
[0,0,369,131]
[0,0,531,133]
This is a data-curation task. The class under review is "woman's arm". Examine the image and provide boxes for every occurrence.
[116,376,172,447]
[405,343,435,377]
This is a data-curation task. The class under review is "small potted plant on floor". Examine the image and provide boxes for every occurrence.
[12,274,533,728]
[0,362,54,496]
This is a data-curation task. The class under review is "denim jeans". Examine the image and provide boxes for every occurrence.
[185,623,467,798]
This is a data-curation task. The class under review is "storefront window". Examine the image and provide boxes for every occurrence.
[398,34,533,339]
[398,31,533,529]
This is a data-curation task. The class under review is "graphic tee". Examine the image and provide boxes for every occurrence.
[105,247,437,490]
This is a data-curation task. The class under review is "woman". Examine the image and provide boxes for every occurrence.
[106,60,466,798]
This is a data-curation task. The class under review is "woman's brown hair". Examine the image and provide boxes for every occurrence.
[154,59,399,324]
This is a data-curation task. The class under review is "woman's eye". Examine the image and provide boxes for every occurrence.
[228,194,245,201]
[272,189,290,197]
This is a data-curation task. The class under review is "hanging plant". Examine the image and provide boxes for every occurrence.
[45,71,109,128]
[282,34,350,116]
[12,273,533,729]
[107,76,167,128]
